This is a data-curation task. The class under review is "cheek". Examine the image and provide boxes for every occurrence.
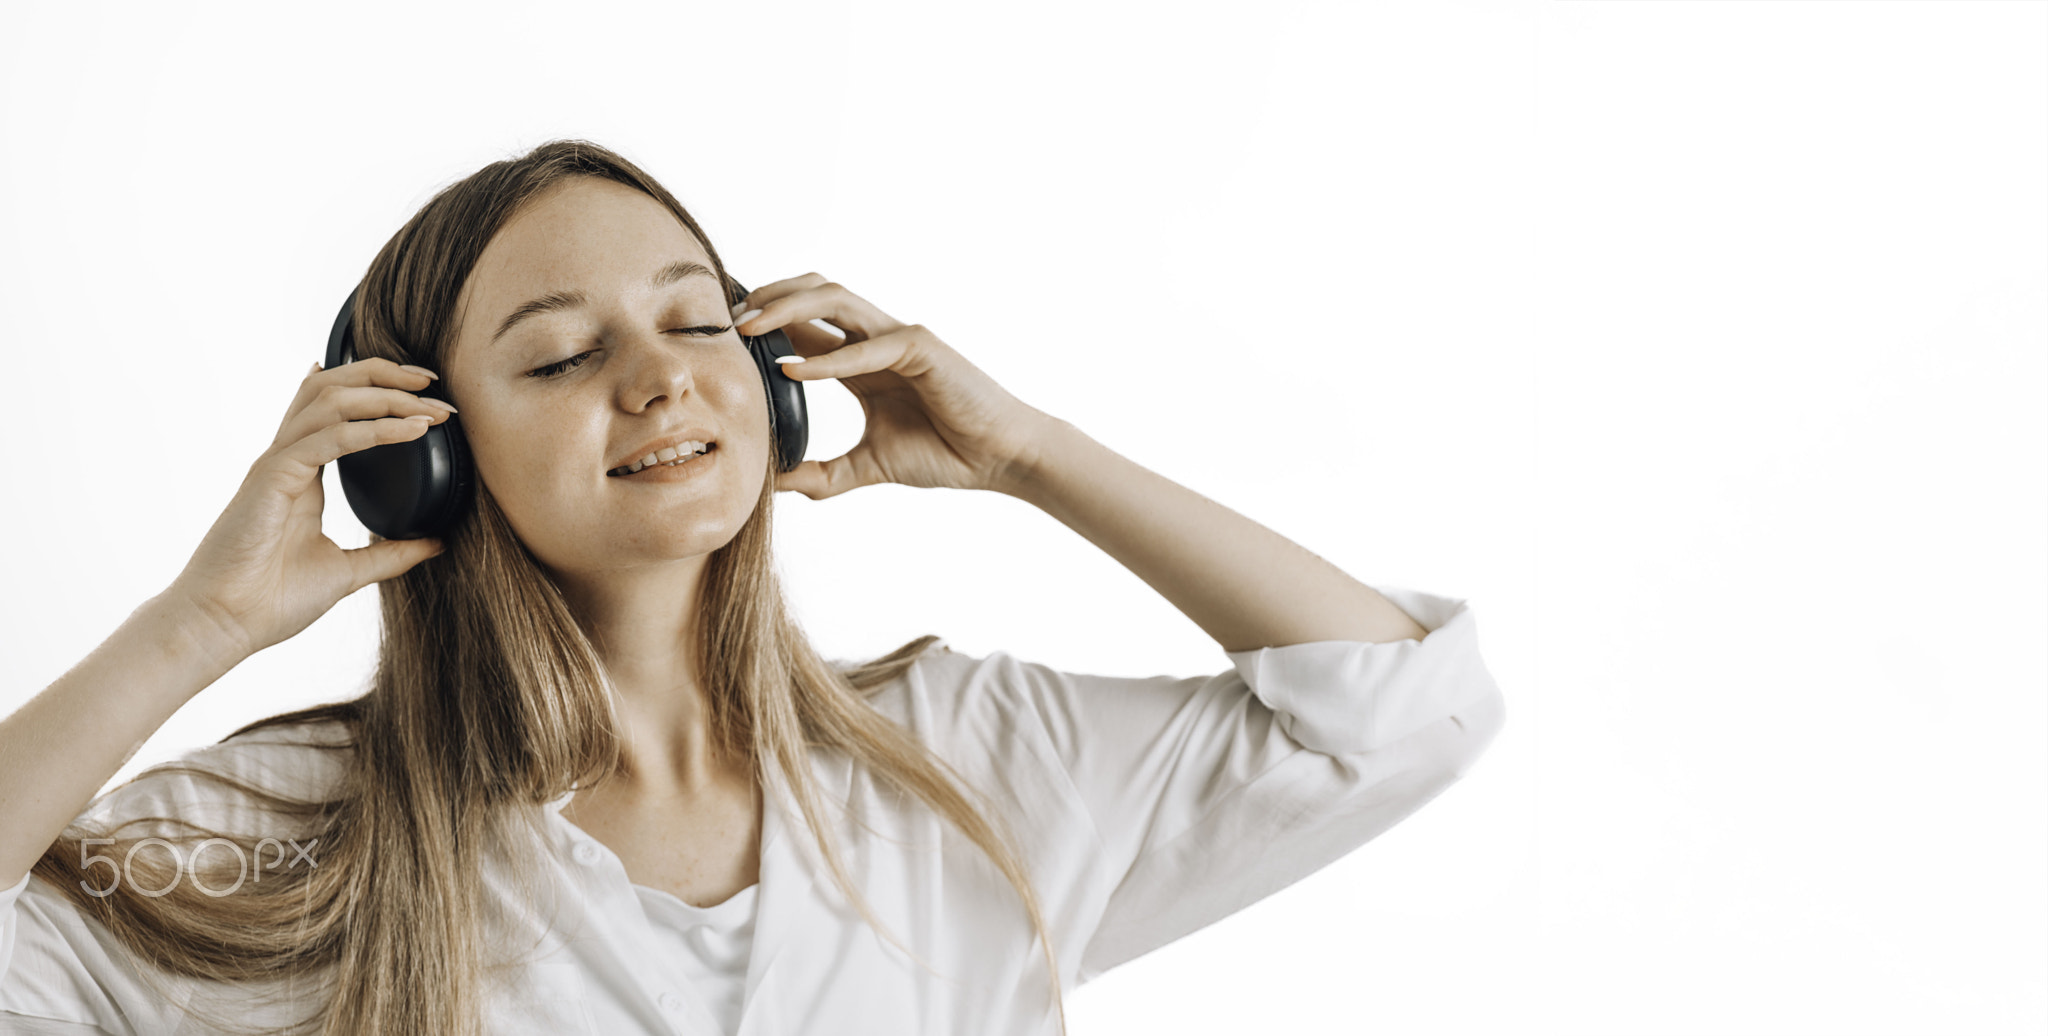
[714,357,775,448]
[462,400,597,500]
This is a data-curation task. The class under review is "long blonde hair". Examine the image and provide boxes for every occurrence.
[31,139,1067,1035]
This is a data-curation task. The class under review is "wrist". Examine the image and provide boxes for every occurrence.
[991,410,1077,501]
[143,586,254,685]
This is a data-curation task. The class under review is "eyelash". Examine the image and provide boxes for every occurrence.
[527,325,735,379]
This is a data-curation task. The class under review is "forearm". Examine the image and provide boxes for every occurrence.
[1002,418,1429,653]
[0,591,243,888]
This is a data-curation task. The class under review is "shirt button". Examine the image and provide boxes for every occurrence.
[658,991,686,1013]
[572,840,603,866]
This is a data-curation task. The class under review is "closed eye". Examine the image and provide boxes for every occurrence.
[526,325,736,379]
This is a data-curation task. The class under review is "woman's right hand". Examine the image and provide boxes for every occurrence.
[163,357,457,663]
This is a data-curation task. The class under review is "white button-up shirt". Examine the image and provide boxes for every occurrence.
[0,584,1506,1035]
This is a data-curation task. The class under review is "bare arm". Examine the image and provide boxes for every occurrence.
[0,356,454,894]
[0,591,245,889]
[1002,418,1430,653]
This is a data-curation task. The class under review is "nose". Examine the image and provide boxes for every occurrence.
[613,328,698,412]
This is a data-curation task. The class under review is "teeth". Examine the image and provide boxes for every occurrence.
[611,441,710,476]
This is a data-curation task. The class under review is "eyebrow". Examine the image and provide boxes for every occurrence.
[490,259,719,346]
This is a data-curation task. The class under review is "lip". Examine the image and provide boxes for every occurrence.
[609,442,720,483]
[606,428,719,474]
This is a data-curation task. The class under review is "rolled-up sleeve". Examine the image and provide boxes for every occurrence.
[988,584,1506,984]
[0,870,26,985]
[0,867,172,1035]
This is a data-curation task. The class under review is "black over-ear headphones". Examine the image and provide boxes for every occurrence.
[322,279,808,541]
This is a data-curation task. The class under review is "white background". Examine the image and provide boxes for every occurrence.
[3,2,2042,1033]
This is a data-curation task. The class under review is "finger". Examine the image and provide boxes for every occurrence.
[266,414,437,485]
[275,383,454,450]
[342,535,446,590]
[769,317,846,359]
[774,454,875,501]
[282,357,439,438]
[736,279,905,346]
[731,272,828,316]
[776,325,936,382]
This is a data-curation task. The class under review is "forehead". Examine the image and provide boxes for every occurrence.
[453,178,715,347]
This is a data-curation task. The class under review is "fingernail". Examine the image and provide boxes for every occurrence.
[400,364,440,380]
[308,362,322,377]
[423,397,458,413]
[774,355,805,364]
[731,300,749,318]
[735,309,763,329]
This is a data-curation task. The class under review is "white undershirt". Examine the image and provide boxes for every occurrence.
[633,881,760,1036]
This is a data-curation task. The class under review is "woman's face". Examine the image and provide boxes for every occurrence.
[444,176,769,580]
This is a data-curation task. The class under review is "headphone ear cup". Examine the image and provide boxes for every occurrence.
[749,325,809,474]
[729,279,808,473]
[325,288,474,540]
[335,414,473,541]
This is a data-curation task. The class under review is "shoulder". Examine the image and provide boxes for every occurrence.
[76,716,356,841]
[856,638,1072,750]
[856,636,997,704]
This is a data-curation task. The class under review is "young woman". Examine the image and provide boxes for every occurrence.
[0,140,1505,1035]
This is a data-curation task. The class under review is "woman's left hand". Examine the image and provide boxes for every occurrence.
[734,274,1058,500]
